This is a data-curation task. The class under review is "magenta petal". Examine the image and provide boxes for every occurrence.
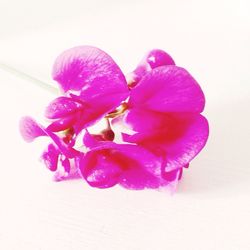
[123,114,209,171]
[79,151,121,188]
[114,144,166,189]
[46,114,78,132]
[119,165,165,190]
[83,132,159,170]
[54,156,81,182]
[52,46,128,99]
[145,49,175,69]
[129,66,205,113]
[19,116,46,142]
[83,130,102,148]
[44,128,79,158]
[122,108,167,132]
[71,92,130,132]
[45,97,84,119]
[162,168,183,182]
[60,156,71,173]
[131,49,175,83]
[114,144,162,177]
[80,134,166,189]
[82,129,115,148]
[41,143,59,171]
[163,114,209,171]
[19,117,78,159]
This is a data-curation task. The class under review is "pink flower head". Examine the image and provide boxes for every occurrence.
[20,46,209,192]
[47,46,129,134]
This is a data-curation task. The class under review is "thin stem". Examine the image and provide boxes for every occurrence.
[0,63,58,95]
[105,117,111,129]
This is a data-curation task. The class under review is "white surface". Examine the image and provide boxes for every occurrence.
[0,0,250,249]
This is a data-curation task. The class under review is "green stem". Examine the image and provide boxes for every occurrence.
[0,63,58,95]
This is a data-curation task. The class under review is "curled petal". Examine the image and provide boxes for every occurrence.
[129,66,205,113]
[19,117,78,159]
[128,49,175,86]
[83,130,115,149]
[79,135,166,189]
[163,115,209,172]
[79,151,121,188]
[52,46,129,100]
[145,49,175,69]
[41,143,59,171]
[123,114,209,171]
[111,144,166,189]
[83,130,102,148]
[61,155,71,174]
[45,97,84,119]
[46,109,90,135]
[19,116,46,142]
[54,157,81,182]
[46,114,78,132]
[44,128,79,159]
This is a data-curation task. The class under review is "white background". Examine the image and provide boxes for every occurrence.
[0,0,250,249]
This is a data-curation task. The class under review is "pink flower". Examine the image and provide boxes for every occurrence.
[46,46,129,134]
[20,46,209,192]
[114,65,209,176]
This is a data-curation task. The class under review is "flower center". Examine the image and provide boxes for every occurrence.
[105,102,128,118]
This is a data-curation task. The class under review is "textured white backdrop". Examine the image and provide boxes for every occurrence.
[0,0,250,249]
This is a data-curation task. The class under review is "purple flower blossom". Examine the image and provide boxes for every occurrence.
[20,46,209,192]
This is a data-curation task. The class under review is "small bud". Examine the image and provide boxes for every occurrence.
[101,128,115,141]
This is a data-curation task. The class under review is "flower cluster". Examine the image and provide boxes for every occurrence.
[19,46,209,191]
